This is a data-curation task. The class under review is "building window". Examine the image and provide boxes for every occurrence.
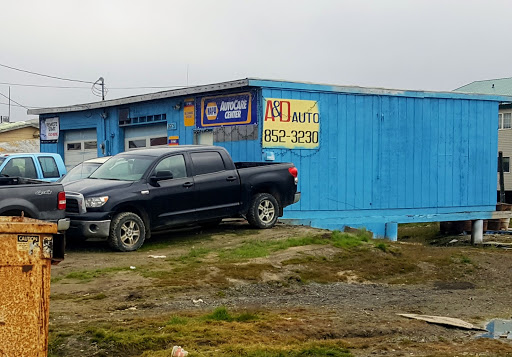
[150,136,167,146]
[128,139,146,149]
[126,136,168,150]
[498,157,510,173]
[499,113,512,130]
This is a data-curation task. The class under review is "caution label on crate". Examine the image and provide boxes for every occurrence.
[17,235,40,255]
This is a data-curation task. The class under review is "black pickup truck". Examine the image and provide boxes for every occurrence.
[64,145,300,251]
[0,177,70,231]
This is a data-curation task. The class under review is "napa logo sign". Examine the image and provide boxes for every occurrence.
[198,92,256,127]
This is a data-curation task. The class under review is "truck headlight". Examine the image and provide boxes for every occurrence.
[85,196,109,208]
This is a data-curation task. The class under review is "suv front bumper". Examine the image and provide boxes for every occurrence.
[68,219,111,239]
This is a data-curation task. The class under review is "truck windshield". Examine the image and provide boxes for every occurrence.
[0,158,4,166]
[89,156,153,181]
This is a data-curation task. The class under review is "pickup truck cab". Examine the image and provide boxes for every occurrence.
[0,153,66,182]
[64,145,300,251]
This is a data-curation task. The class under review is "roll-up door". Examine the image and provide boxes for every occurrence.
[124,124,167,151]
[64,129,98,169]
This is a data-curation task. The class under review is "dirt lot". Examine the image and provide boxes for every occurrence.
[48,220,512,356]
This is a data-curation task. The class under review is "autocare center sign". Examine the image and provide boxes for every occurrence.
[197,92,257,128]
[262,99,320,149]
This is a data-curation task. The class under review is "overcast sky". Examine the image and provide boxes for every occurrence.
[1,0,510,121]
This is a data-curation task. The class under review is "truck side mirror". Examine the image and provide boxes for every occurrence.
[149,170,173,186]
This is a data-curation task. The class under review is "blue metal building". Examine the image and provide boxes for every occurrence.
[29,79,508,239]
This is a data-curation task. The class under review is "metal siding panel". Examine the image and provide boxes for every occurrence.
[346,95,356,210]
[327,93,338,211]
[468,100,478,206]
[380,96,391,209]
[362,95,373,209]
[405,98,415,207]
[421,99,436,207]
[354,95,365,209]
[337,94,348,210]
[444,100,454,207]
[396,97,407,207]
[389,96,400,208]
[437,99,447,207]
[476,101,485,204]
[460,100,470,207]
[429,99,439,208]
[371,96,381,209]
[449,100,458,207]
[484,101,494,203]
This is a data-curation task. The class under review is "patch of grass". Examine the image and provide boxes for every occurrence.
[59,266,128,283]
[50,309,352,357]
[219,234,330,261]
[375,242,388,252]
[204,307,259,322]
[331,230,371,249]
[459,255,472,264]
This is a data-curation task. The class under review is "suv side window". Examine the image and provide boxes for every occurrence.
[153,155,187,179]
[190,152,225,175]
[1,157,37,178]
[38,156,60,178]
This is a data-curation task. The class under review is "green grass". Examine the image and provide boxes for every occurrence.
[204,307,259,322]
[218,232,362,261]
[49,307,351,357]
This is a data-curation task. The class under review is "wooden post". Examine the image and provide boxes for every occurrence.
[499,151,505,203]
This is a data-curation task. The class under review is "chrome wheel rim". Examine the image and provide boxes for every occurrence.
[258,199,275,224]
[120,220,141,247]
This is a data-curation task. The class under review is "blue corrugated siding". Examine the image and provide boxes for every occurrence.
[260,88,499,214]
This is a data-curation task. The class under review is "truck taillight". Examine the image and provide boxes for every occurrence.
[58,191,66,210]
[288,167,298,184]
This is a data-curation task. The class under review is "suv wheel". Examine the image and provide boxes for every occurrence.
[247,193,279,229]
[108,212,146,252]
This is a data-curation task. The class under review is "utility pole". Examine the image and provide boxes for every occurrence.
[99,77,105,100]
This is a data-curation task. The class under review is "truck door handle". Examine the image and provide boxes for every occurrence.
[183,182,194,188]
[226,176,237,182]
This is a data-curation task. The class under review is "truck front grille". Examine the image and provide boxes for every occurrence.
[66,198,79,213]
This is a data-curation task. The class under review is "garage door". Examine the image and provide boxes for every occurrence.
[64,129,98,170]
[124,124,167,151]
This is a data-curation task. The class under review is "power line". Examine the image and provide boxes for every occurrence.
[0,81,187,90]
[0,62,95,84]
[0,101,37,109]
[0,92,29,109]
[0,81,90,89]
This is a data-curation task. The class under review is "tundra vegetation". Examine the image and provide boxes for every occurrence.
[48,221,512,356]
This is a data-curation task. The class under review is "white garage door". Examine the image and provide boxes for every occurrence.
[124,124,167,151]
[64,129,98,170]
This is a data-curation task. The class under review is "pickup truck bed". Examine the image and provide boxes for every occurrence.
[0,177,70,231]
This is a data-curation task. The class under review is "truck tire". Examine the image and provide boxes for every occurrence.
[108,212,146,252]
[247,193,279,229]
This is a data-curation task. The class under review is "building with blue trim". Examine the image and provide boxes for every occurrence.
[29,78,510,239]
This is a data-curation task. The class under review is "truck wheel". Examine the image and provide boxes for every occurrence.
[108,212,146,252]
[247,193,279,229]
